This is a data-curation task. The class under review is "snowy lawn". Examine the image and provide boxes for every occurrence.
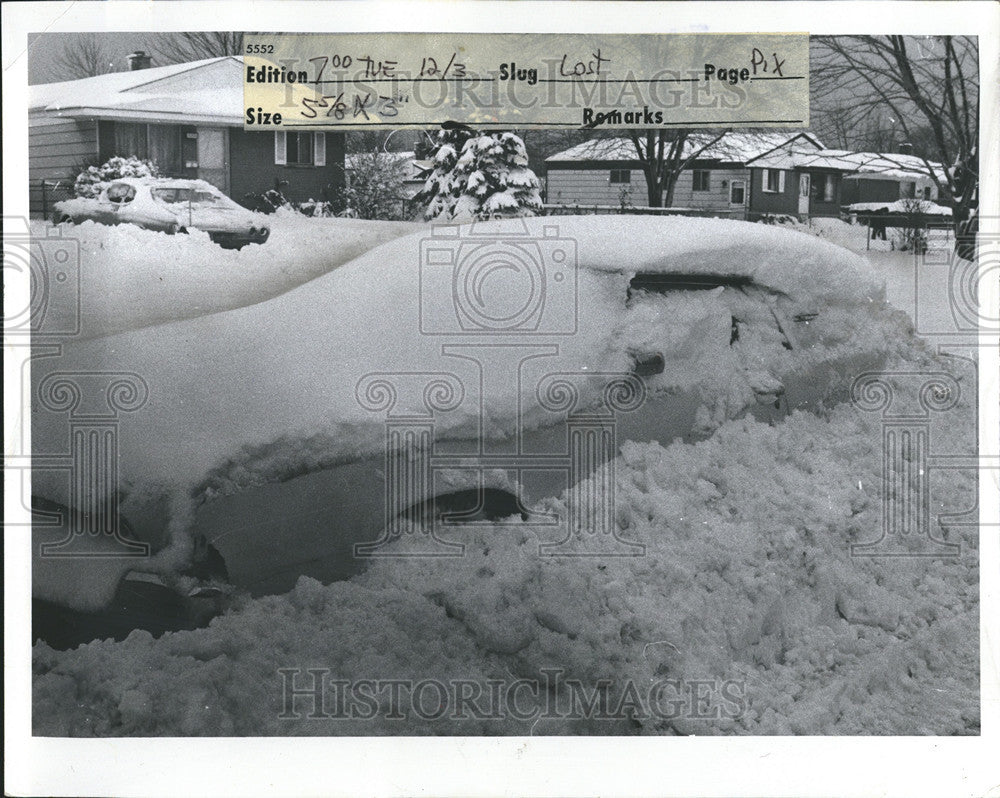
[30,214,979,735]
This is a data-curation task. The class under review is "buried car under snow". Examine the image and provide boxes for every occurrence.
[31,216,914,647]
[55,177,270,249]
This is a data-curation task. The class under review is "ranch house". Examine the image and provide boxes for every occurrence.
[28,52,346,217]
[544,132,857,221]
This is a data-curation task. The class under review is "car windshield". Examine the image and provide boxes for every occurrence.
[151,186,240,211]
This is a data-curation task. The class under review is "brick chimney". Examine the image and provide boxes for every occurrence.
[126,51,152,71]
[898,142,914,155]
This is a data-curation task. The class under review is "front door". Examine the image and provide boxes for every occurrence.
[798,174,810,217]
[197,128,229,194]
[180,126,199,179]
[729,180,746,217]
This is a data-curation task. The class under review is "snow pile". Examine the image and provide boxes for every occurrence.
[848,200,952,216]
[31,215,909,612]
[32,214,420,340]
[32,351,978,735]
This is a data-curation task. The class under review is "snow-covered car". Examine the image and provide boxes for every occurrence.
[55,177,270,249]
[31,216,909,646]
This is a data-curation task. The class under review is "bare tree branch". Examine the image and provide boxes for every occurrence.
[151,32,244,65]
[812,35,978,235]
[53,33,116,80]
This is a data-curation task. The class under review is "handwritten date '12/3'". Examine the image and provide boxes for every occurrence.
[308,53,467,82]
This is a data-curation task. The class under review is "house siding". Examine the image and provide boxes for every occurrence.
[673,166,749,213]
[28,112,99,216]
[748,167,797,218]
[546,164,749,215]
[546,165,648,207]
[228,128,346,206]
[840,175,939,206]
[841,177,899,205]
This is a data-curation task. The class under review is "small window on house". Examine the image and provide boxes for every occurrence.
[287,132,314,165]
[275,131,326,167]
[762,169,783,193]
[610,169,631,184]
[811,174,836,202]
[923,186,932,200]
[692,170,711,192]
[903,181,917,199]
[730,180,746,205]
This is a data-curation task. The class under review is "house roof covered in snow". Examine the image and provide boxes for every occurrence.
[748,146,944,181]
[29,56,247,126]
[545,132,824,165]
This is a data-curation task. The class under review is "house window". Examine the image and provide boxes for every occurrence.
[610,169,631,184]
[903,181,917,198]
[923,185,932,200]
[274,131,326,167]
[692,170,711,192]
[811,174,837,202]
[729,180,746,205]
[762,168,784,193]
[287,132,314,165]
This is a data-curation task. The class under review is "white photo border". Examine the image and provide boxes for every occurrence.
[4,2,998,796]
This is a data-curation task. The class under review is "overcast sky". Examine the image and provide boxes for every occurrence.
[27,32,196,84]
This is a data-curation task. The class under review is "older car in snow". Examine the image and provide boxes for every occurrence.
[55,177,270,249]
[31,215,909,646]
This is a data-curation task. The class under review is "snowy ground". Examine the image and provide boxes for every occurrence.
[30,214,979,735]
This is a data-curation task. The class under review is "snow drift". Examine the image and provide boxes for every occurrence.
[32,213,420,341]
[32,355,979,735]
[31,215,914,612]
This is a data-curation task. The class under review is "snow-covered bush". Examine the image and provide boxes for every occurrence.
[243,188,293,215]
[332,151,411,221]
[892,198,929,254]
[419,129,543,221]
[74,156,159,198]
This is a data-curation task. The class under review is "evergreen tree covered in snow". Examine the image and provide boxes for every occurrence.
[419,129,543,221]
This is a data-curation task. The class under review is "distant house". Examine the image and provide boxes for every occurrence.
[743,139,860,220]
[28,52,346,216]
[827,150,944,206]
[544,132,856,220]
